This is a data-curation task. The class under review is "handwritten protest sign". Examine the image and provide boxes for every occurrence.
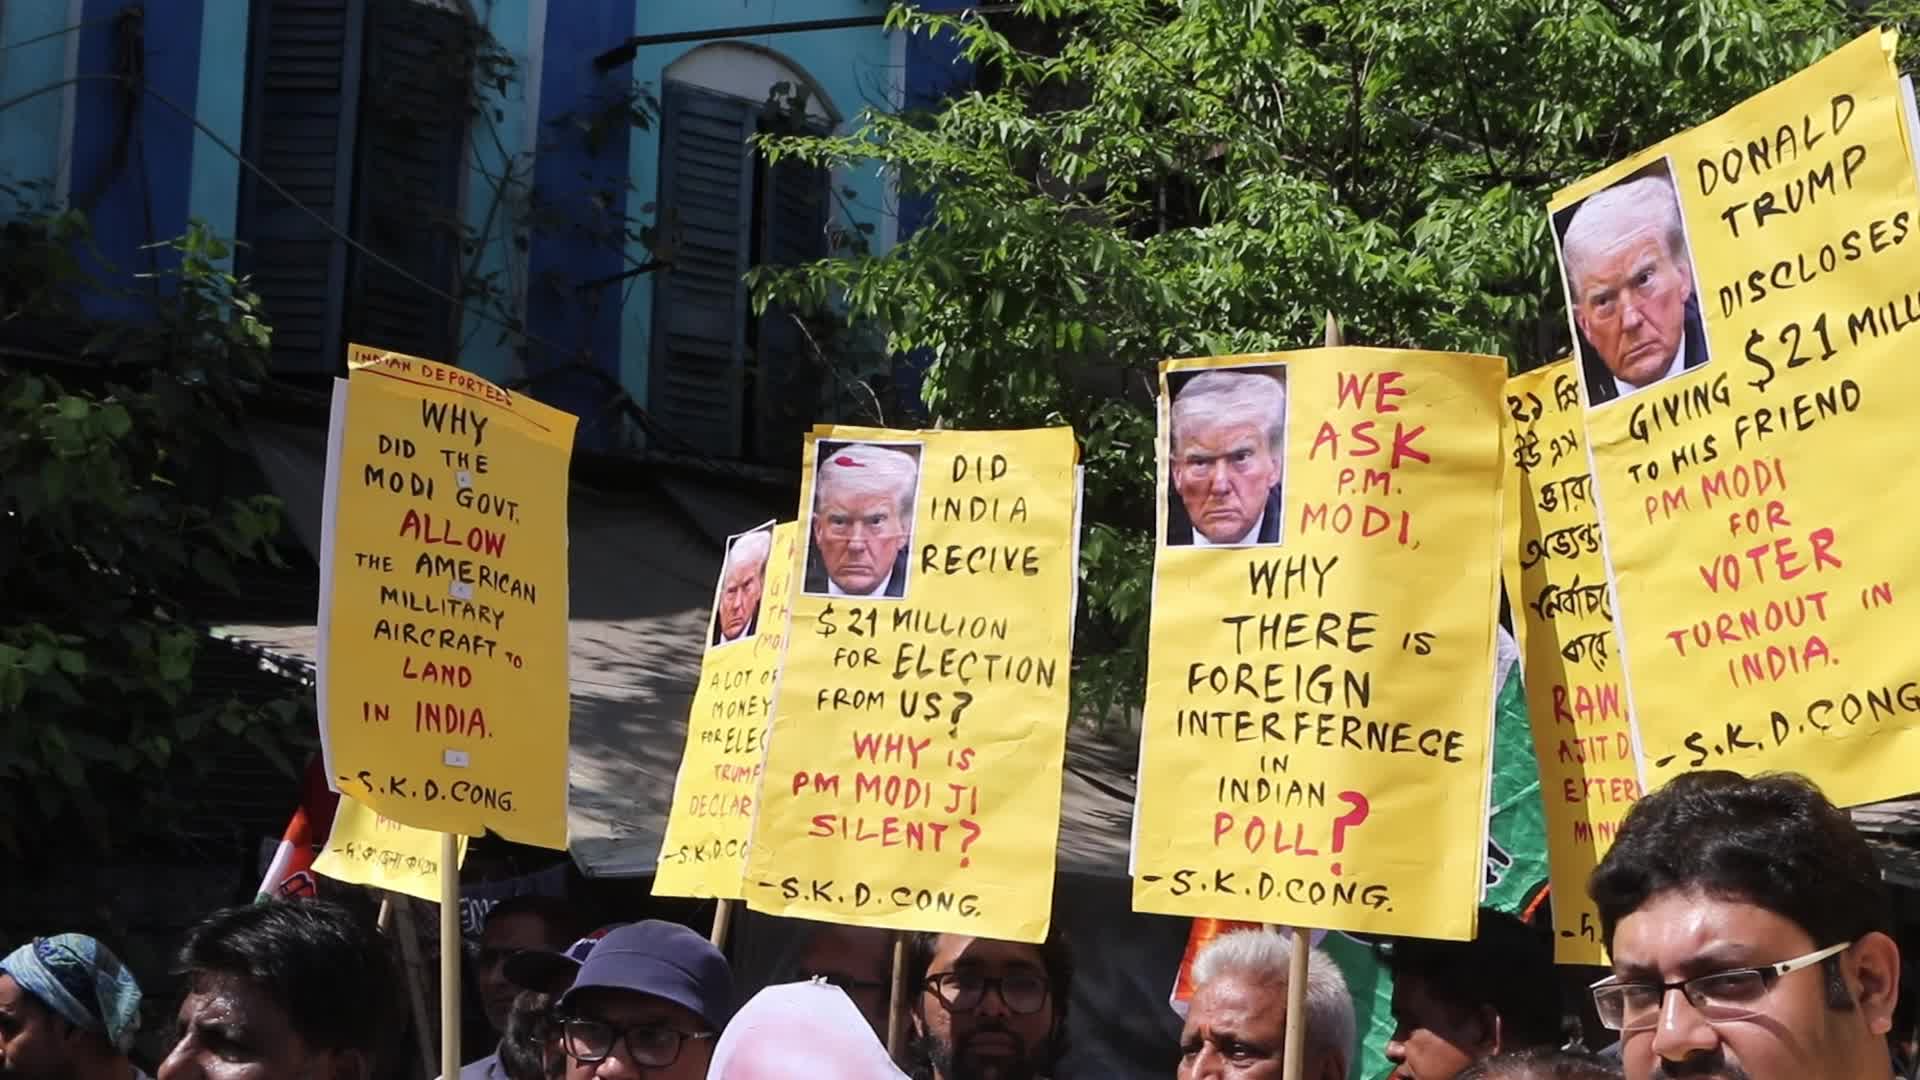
[1502,358,1636,964]
[1549,31,1920,803]
[319,345,578,848]
[1132,350,1505,940]
[313,792,468,903]
[654,521,798,898]
[743,427,1078,942]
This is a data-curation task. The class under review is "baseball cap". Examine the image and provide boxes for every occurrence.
[504,923,628,996]
[555,921,734,1031]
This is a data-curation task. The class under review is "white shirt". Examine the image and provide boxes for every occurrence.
[1191,510,1265,547]
[828,569,895,598]
[1612,339,1686,400]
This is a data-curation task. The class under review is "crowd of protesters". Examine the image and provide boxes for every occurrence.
[5,771,1917,1080]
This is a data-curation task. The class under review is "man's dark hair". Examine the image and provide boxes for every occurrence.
[497,990,555,1080]
[1387,908,1563,1051]
[176,900,399,1056]
[1589,771,1891,951]
[904,929,1074,1080]
[1455,1047,1622,1080]
[482,896,583,945]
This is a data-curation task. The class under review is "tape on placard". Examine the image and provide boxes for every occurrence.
[444,749,470,768]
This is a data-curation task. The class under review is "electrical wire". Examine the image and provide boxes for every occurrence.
[0,16,121,53]
[3,72,803,475]
[3,74,613,377]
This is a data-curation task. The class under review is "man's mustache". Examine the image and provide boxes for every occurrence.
[957,1021,1027,1056]
[1650,1052,1751,1080]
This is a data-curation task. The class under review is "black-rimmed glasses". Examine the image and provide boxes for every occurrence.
[923,971,1050,1014]
[1591,940,1852,1031]
[557,1017,715,1067]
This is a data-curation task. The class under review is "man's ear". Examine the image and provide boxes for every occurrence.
[1478,1006,1505,1057]
[1849,931,1901,1035]
[327,1048,374,1080]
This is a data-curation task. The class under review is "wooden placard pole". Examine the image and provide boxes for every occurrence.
[709,898,734,948]
[440,832,461,1080]
[391,895,438,1080]
[1281,926,1312,1080]
[1282,312,1344,1080]
[885,932,910,1059]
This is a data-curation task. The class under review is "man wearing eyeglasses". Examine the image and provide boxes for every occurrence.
[551,922,734,1080]
[792,923,893,1040]
[1587,770,1902,1080]
[907,932,1072,1080]
[474,897,586,1060]
[1383,908,1563,1080]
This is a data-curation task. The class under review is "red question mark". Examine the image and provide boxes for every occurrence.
[958,819,982,867]
[1328,791,1370,876]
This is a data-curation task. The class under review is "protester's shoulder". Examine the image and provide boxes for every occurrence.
[445,1051,502,1080]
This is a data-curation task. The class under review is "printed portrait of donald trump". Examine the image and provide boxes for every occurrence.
[1165,366,1289,547]
[802,441,922,599]
[1556,164,1712,406]
[710,526,773,648]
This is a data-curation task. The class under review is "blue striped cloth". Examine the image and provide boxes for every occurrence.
[0,935,142,1053]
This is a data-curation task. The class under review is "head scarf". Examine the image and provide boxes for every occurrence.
[707,980,906,1080]
[0,935,142,1053]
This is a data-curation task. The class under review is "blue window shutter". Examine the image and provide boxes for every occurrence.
[751,136,829,465]
[346,0,467,365]
[650,81,755,458]
[237,0,365,374]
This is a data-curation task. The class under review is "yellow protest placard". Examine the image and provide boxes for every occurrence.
[654,521,798,898]
[1502,359,1637,964]
[743,427,1078,942]
[1132,349,1505,940]
[1548,31,1920,803]
[313,792,469,903]
[319,345,578,848]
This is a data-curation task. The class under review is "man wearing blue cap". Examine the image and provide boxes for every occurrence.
[0,934,147,1080]
[552,922,733,1080]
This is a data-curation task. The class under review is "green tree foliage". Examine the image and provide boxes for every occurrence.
[0,212,306,852]
[752,0,1920,725]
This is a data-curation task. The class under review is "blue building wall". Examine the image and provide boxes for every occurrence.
[66,0,203,312]
[458,0,548,384]
[519,0,636,433]
[0,0,79,211]
[2,0,904,442]
[610,0,901,418]
[187,1,249,247]
[893,1,973,416]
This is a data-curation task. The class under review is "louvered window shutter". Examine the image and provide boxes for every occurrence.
[346,0,468,364]
[237,0,364,374]
[750,133,829,465]
[649,81,755,458]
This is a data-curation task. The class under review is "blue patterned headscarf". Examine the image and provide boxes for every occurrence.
[0,935,142,1053]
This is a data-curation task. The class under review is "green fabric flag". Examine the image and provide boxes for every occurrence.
[1329,631,1549,1080]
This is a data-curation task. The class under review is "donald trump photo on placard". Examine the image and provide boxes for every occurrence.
[1165,366,1289,547]
[803,441,922,599]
